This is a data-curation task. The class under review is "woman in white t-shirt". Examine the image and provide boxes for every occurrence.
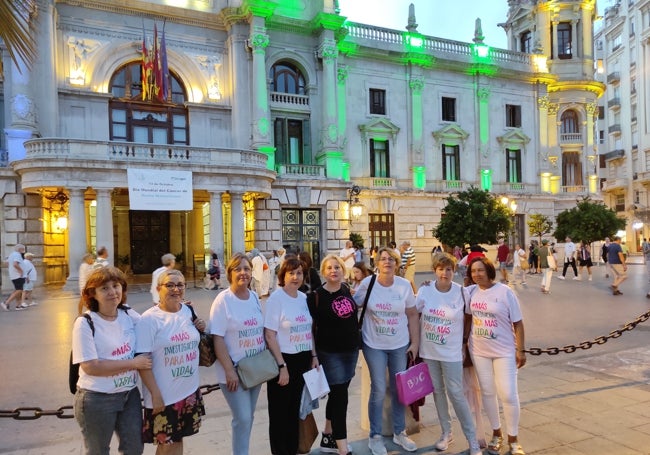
[465,257,527,455]
[511,244,527,286]
[264,256,318,455]
[136,269,207,453]
[353,246,420,455]
[209,253,265,455]
[416,253,481,455]
[72,266,151,455]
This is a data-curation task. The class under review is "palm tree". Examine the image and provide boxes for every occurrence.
[0,0,37,69]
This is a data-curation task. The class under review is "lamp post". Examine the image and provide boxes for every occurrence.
[347,185,363,224]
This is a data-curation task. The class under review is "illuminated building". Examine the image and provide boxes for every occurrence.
[0,0,604,288]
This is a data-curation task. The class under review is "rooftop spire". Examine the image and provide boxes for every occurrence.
[473,17,485,43]
[406,3,418,32]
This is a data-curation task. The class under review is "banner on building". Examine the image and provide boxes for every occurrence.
[127,168,193,211]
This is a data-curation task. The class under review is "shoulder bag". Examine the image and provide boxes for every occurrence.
[187,304,217,367]
[358,274,377,350]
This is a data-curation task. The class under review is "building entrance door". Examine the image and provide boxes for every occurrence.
[129,211,170,274]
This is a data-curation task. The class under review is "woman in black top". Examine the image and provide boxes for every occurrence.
[308,254,359,455]
[299,251,322,295]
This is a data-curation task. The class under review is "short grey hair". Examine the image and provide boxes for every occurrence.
[161,253,176,266]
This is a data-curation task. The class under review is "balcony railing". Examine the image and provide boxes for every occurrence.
[560,133,583,144]
[276,163,325,177]
[560,185,587,193]
[430,179,467,192]
[607,97,621,109]
[270,92,310,109]
[608,124,621,134]
[607,71,620,84]
[23,139,268,168]
[354,177,396,189]
[601,178,627,192]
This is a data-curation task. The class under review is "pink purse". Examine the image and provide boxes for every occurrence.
[395,357,434,406]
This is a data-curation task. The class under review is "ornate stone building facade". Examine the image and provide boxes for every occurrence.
[0,0,603,289]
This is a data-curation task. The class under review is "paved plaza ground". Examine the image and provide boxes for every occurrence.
[1,260,650,454]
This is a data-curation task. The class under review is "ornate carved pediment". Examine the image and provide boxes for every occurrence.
[358,118,400,140]
[432,123,469,146]
[497,129,531,146]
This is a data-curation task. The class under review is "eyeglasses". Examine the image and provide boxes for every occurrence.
[163,283,186,290]
[378,256,396,262]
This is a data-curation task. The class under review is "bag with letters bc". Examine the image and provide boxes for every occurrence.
[395,361,434,406]
[236,349,279,390]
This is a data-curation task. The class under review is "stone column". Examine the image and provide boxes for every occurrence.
[552,20,559,59]
[318,36,343,178]
[249,19,273,167]
[33,0,58,136]
[571,20,578,58]
[337,65,349,173]
[4,51,35,162]
[210,191,225,260]
[95,189,114,265]
[230,193,245,255]
[64,188,88,291]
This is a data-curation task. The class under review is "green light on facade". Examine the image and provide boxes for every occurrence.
[413,166,426,190]
[480,169,492,191]
[258,145,276,171]
[405,33,424,49]
[342,162,350,182]
[474,43,489,58]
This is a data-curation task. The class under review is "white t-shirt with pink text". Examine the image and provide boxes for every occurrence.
[465,282,522,358]
[264,288,313,354]
[209,289,265,384]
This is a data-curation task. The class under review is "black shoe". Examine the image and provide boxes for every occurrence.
[320,433,338,453]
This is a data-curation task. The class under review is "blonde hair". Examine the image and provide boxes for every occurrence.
[319,254,346,276]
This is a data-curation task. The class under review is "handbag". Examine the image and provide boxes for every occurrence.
[547,253,557,270]
[236,349,279,389]
[395,354,434,406]
[358,274,377,349]
[297,412,319,454]
[186,304,217,367]
[520,259,530,270]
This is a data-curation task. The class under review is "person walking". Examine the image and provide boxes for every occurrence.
[354,246,419,455]
[77,253,96,315]
[309,254,359,455]
[339,241,356,281]
[511,244,527,286]
[416,252,482,455]
[496,238,510,283]
[608,236,627,296]
[150,253,176,304]
[576,241,593,281]
[72,266,151,455]
[558,236,578,280]
[20,252,38,308]
[465,257,527,455]
[94,246,110,269]
[250,248,270,297]
[538,239,553,294]
[399,241,416,292]
[1,243,26,311]
[209,253,265,455]
[600,237,612,279]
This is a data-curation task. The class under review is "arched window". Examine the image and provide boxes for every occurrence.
[269,61,306,94]
[561,110,579,134]
[109,62,188,144]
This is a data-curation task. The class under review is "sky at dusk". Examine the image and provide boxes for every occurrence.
[338,0,510,49]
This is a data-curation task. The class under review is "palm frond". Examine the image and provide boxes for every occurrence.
[0,0,37,70]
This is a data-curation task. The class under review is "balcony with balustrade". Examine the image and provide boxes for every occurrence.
[560,132,583,145]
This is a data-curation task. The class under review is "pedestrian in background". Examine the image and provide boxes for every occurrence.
[350,261,372,296]
[94,246,109,269]
[150,253,176,304]
[20,252,38,308]
[210,253,265,455]
[576,241,593,281]
[600,237,611,279]
[72,266,151,455]
[77,253,96,315]
[538,239,553,294]
[608,236,627,296]
[465,257,526,455]
[558,236,578,280]
[1,243,26,311]
[511,244,527,286]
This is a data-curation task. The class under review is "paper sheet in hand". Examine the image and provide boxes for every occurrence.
[302,367,330,399]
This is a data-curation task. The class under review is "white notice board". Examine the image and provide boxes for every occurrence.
[127,168,193,211]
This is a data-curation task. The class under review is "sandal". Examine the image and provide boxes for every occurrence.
[487,435,503,454]
[510,442,526,455]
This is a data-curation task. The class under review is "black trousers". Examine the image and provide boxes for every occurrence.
[326,381,352,440]
[267,350,311,455]
[562,258,578,277]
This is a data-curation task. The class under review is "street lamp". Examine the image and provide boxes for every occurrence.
[348,185,364,223]
[501,196,517,245]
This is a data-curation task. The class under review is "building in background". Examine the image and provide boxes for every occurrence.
[595,0,648,252]
[0,0,604,289]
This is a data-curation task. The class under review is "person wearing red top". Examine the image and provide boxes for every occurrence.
[496,239,510,283]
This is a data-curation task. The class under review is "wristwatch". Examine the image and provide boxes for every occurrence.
[278,363,286,369]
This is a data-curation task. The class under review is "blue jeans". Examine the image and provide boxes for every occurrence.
[424,359,477,443]
[362,342,408,437]
[220,383,262,455]
[73,387,143,455]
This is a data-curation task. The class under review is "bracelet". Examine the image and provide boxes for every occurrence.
[312,354,318,358]
[517,349,526,353]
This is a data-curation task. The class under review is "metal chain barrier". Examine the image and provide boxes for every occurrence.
[525,309,650,355]
[0,383,220,420]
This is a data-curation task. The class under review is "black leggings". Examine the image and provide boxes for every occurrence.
[326,381,352,440]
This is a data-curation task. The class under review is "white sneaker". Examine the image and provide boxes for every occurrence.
[434,432,453,450]
[557,275,565,280]
[27,301,38,307]
[588,276,592,281]
[573,277,581,281]
[1,301,8,311]
[368,435,387,455]
[392,432,417,452]
[19,303,29,309]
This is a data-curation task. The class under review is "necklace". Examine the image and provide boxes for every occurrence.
[98,311,117,320]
